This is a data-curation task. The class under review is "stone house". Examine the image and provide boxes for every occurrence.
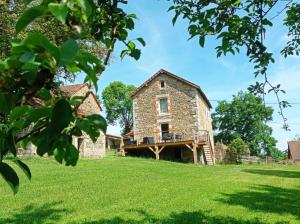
[121,69,215,165]
[23,83,106,158]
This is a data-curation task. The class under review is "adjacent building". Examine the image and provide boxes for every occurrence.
[22,83,106,158]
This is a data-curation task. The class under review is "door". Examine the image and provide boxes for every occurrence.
[161,123,169,140]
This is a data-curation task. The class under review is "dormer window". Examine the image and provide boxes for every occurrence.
[160,80,165,89]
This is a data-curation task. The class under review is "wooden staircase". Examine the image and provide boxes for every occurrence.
[203,144,214,165]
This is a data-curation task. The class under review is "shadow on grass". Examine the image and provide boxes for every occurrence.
[80,209,288,224]
[0,201,69,224]
[243,169,300,178]
[218,184,300,220]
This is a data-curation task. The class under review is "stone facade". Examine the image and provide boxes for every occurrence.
[132,70,214,150]
[23,84,106,158]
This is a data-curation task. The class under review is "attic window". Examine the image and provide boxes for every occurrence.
[160,80,165,89]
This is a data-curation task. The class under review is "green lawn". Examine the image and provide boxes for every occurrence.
[0,156,299,224]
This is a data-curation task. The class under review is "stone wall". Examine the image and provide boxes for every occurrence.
[19,84,106,158]
[133,73,214,145]
[196,91,215,151]
[73,86,101,115]
[73,132,106,158]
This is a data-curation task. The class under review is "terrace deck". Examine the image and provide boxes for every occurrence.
[121,139,208,164]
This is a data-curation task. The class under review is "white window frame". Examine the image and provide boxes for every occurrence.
[159,98,168,114]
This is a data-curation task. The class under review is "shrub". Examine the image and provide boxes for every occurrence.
[228,137,249,164]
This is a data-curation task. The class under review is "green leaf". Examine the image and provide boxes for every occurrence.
[199,36,205,47]
[13,159,31,180]
[10,105,32,122]
[23,107,52,127]
[16,5,47,33]
[49,99,73,138]
[137,38,146,47]
[53,147,65,164]
[77,114,107,142]
[19,52,35,63]
[37,88,52,101]
[22,0,34,4]
[59,39,79,66]
[23,32,60,62]
[78,0,93,18]
[0,162,19,194]
[65,144,79,166]
[130,49,141,60]
[0,93,15,114]
[48,3,68,24]
[127,41,135,50]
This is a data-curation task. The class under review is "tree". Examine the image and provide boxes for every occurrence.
[0,0,145,193]
[169,0,300,129]
[212,92,277,156]
[0,0,106,82]
[102,82,136,135]
[227,137,249,163]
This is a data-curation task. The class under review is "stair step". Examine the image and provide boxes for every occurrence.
[203,144,214,165]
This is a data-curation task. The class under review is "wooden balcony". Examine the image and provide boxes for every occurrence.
[120,130,214,164]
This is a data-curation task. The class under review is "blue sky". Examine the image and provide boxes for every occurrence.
[77,1,300,150]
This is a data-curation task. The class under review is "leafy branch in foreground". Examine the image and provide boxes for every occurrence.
[169,0,300,130]
[0,0,145,193]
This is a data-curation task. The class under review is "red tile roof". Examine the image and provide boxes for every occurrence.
[60,83,87,96]
[288,141,300,163]
[131,69,212,108]
[60,83,102,111]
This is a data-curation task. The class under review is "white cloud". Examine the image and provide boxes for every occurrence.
[271,65,300,91]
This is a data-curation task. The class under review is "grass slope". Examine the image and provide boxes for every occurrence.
[0,156,299,224]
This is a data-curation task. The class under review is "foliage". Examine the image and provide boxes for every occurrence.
[169,0,300,129]
[102,81,136,135]
[0,0,145,193]
[212,92,277,156]
[227,137,249,163]
[269,148,288,162]
[293,134,300,141]
[0,0,106,83]
[0,158,300,223]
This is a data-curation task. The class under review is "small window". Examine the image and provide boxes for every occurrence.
[161,123,169,135]
[159,98,168,113]
[160,80,165,88]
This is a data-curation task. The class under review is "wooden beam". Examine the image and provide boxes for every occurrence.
[192,142,198,164]
[154,145,160,160]
[185,144,193,151]
[148,146,155,153]
[120,137,125,157]
[158,145,166,153]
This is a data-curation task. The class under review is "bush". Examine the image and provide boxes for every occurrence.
[228,137,249,164]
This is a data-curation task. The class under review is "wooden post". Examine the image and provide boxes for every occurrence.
[200,149,205,164]
[155,145,160,160]
[120,137,125,157]
[192,143,197,164]
[148,146,160,160]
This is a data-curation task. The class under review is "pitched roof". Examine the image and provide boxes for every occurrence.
[288,141,300,162]
[60,83,102,111]
[131,69,212,108]
[60,83,87,96]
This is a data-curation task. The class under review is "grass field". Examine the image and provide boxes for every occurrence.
[0,155,299,224]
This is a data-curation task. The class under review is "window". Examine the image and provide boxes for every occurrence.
[161,123,169,135]
[159,98,168,113]
[160,80,165,88]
